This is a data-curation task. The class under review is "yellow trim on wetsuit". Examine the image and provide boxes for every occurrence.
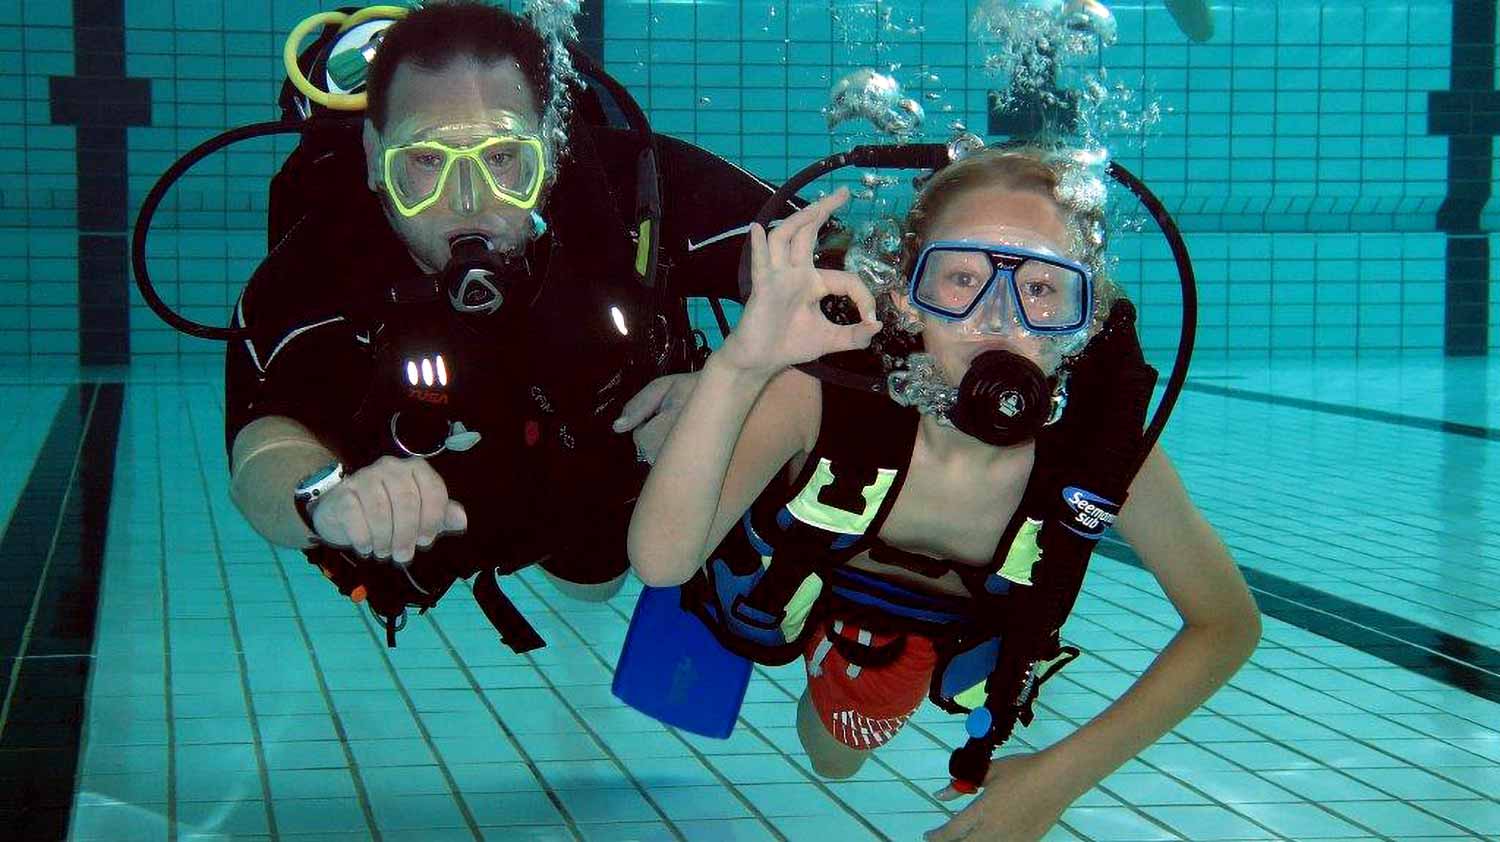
[635,219,652,276]
[781,569,823,641]
[998,517,1044,586]
[954,682,988,710]
[785,458,898,535]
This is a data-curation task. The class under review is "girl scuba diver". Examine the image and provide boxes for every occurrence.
[627,148,1261,841]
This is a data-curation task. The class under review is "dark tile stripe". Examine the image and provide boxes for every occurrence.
[0,387,86,660]
[0,383,124,839]
[1093,539,1500,705]
[50,0,151,364]
[577,0,606,62]
[1183,381,1500,441]
[1429,0,1497,354]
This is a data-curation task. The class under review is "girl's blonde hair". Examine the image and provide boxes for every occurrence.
[897,146,1116,317]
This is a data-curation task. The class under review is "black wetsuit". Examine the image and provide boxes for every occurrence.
[225,127,778,586]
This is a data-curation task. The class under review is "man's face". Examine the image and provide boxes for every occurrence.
[364,57,547,273]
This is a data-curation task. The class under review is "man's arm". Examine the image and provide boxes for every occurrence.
[229,415,336,548]
[223,270,348,549]
[222,254,359,551]
[225,322,464,562]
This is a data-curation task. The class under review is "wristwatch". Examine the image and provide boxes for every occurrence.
[294,460,345,534]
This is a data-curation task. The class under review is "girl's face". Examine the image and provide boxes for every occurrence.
[900,185,1079,384]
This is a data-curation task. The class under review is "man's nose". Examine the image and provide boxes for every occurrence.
[448,158,480,216]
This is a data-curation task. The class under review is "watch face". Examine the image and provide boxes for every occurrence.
[299,461,343,495]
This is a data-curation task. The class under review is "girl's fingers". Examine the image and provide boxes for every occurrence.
[748,222,769,287]
[769,187,850,267]
[790,188,848,264]
[831,319,882,354]
[821,269,879,324]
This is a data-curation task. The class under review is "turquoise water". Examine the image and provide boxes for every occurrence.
[0,1,1493,356]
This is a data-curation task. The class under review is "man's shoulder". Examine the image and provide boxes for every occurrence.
[233,211,399,375]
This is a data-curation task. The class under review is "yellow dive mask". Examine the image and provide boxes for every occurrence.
[380,132,546,217]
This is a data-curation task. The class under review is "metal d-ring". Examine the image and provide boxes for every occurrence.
[389,411,448,458]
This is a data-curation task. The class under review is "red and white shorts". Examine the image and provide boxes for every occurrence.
[803,620,938,750]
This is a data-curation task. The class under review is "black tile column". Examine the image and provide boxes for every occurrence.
[0,383,125,839]
[578,0,606,63]
[48,1,152,363]
[1427,0,1498,356]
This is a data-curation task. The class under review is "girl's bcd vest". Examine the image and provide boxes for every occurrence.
[681,301,1158,789]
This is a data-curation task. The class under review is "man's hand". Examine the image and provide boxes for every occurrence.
[310,455,467,563]
[612,372,699,465]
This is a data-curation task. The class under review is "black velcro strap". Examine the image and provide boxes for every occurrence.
[472,566,546,654]
[736,546,819,619]
[827,622,908,669]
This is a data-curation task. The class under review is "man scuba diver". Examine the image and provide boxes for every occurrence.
[220,2,771,647]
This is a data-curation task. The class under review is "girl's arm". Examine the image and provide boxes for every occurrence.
[628,362,818,587]
[627,188,880,586]
[1027,443,1262,798]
